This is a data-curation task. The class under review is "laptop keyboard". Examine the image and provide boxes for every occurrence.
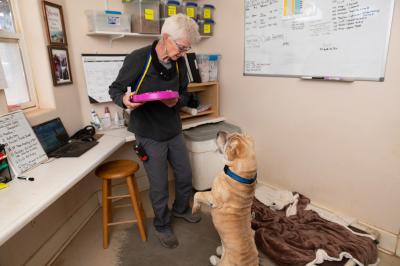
[51,141,98,157]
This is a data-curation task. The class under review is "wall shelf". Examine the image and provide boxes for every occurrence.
[87,31,211,46]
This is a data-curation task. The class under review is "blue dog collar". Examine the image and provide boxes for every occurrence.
[224,165,257,184]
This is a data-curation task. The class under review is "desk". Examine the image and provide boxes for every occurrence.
[0,116,225,246]
[0,135,125,246]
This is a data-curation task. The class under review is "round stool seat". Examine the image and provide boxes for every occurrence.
[95,160,139,180]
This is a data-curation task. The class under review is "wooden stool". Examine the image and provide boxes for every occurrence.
[95,160,147,248]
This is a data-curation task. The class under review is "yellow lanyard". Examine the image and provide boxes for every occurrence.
[134,54,179,94]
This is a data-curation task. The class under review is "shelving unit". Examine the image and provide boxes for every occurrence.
[181,81,220,126]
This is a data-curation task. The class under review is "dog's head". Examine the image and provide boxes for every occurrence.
[216,131,257,174]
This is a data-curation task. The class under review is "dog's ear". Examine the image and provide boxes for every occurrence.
[226,137,244,161]
[216,131,228,154]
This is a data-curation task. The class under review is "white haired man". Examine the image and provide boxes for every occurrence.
[109,14,201,249]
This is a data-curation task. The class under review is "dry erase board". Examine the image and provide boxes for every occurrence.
[244,0,395,81]
[0,111,48,174]
[82,54,127,103]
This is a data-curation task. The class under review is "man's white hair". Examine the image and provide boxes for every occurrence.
[161,14,201,44]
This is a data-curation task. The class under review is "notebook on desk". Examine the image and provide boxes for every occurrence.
[32,118,98,158]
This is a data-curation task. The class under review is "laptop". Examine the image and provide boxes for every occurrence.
[32,118,98,158]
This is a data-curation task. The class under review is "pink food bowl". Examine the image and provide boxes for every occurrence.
[130,90,179,103]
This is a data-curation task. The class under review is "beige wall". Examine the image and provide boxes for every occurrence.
[208,1,400,234]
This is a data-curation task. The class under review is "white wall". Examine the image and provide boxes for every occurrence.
[208,0,400,235]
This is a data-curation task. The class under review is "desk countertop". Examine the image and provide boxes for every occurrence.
[0,135,125,246]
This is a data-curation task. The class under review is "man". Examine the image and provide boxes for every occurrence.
[109,14,201,249]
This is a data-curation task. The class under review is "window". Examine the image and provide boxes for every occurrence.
[0,0,36,109]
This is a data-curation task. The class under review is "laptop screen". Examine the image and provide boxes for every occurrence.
[32,118,70,154]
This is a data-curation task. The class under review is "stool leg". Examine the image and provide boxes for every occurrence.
[107,180,112,223]
[132,176,146,219]
[102,179,110,248]
[127,176,147,241]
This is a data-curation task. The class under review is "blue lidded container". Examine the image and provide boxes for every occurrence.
[201,4,215,20]
[199,19,215,36]
[184,2,198,19]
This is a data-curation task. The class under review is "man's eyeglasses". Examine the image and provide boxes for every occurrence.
[171,39,191,53]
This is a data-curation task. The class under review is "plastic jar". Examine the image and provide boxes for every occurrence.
[198,19,215,36]
[200,4,215,20]
[160,0,181,18]
[184,2,198,20]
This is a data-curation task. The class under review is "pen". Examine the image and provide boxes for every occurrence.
[17,176,35,181]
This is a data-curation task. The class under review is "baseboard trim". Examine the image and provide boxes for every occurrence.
[257,181,399,256]
[23,193,99,266]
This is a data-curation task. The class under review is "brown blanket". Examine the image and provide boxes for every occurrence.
[251,195,378,266]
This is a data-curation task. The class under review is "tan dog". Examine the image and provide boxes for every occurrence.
[192,131,258,266]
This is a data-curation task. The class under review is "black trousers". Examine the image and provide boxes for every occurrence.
[135,133,192,232]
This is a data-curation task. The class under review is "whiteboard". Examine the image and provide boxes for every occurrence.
[0,111,48,175]
[82,54,127,103]
[244,0,395,81]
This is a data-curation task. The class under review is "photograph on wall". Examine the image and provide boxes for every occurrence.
[43,1,67,45]
[48,46,72,86]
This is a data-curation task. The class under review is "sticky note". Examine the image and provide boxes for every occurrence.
[168,6,176,16]
[0,183,8,190]
[204,24,211,34]
[186,7,195,18]
[204,9,211,19]
[144,9,154,20]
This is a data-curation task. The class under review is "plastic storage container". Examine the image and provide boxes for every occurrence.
[160,1,182,28]
[184,2,198,20]
[208,54,220,81]
[184,122,241,190]
[198,19,214,36]
[196,54,210,82]
[200,4,215,20]
[160,1,181,18]
[85,10,131,32]
[123,0,160,34]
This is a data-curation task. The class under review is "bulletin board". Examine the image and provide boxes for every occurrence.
[82,54,127,103]
[244,0,395,81]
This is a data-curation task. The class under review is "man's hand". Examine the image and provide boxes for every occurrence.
[123,93,144,110]
[161,98,178,108]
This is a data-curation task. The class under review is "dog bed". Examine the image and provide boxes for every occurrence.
[251,194,378,266]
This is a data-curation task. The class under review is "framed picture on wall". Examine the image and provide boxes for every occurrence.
[48,46,73,86]
[42,1,68,45]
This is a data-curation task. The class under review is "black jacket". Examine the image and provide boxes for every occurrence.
[109,42,189,141]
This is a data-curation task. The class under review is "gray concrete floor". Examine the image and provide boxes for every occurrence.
[52,187,400,266]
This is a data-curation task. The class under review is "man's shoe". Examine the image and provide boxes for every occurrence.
[154,228,179,249]
[173,208,201,223]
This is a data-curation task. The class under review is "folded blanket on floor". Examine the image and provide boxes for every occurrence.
[251,195,378,266]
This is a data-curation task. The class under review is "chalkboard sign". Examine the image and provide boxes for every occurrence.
[0,111,48,174]
[82,54,127,103]
[244,0,395,81]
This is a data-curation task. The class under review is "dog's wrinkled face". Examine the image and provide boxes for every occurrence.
[216,131,256,164]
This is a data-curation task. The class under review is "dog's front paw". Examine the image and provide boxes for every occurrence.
[192,193,201,214]
[192,201,201,214]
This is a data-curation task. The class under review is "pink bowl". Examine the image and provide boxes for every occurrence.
[130,90,179,103]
